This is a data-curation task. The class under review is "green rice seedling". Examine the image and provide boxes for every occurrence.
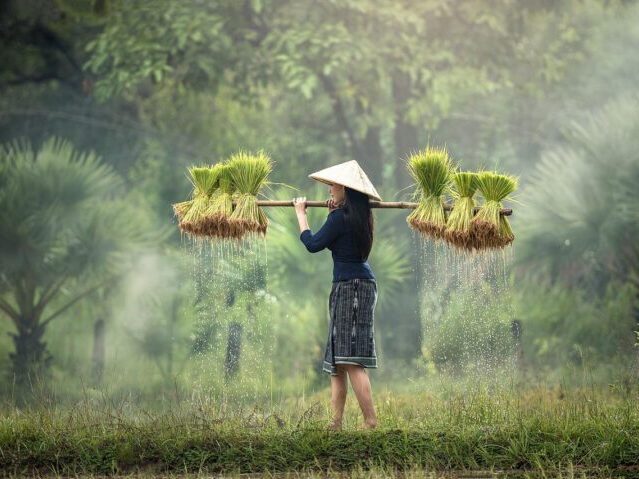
[472,171,518,249]
[227,150,273,238]
[406,146,454,239]
[445,172,479,251]
[206,163,237,238]
[199,163,226,236]
[177,166,219,236]
[172,200,192,222]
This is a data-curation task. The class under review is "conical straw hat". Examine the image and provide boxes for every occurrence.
[309,160,382,201]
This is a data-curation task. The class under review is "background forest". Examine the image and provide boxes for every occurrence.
[1,0,638,406]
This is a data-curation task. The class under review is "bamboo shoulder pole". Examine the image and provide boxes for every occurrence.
[254,200,513,216]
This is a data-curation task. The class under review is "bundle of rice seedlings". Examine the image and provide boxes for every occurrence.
[471,171,518,249]
[406,146,454,239]
[445,171,479,251]
[227,150,273,238]
[177,166,219,235]
[205,163,237,238]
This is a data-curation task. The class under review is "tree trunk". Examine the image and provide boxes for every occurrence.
[8,316,52,389]
[91,317,105,384]
[167,297,180,378]
[634,292,639,381]
[224,322,243,381]
[318,74,388,185]
[511,319,524,371]
[392,71,419,190]
[359,126,385,186]
[223,290,241,381]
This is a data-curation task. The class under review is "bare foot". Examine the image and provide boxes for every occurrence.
[361,419,377,430]
[327,420,342,431]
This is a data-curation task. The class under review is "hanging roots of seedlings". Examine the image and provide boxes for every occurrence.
[445,172,479,251]
[227,150,273,238]
[205,163,236,239]
[177,166,220,236]
[406,146,454,240]
[472,171,518,249]
[230,193,269,237]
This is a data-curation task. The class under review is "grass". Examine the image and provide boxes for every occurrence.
[1,387,637,477]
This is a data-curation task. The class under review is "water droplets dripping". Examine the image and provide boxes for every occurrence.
[180,233,273,411]
[415,236,517,388]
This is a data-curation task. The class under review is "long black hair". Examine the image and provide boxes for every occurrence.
[342,187,374,260]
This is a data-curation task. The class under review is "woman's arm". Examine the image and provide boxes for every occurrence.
[293,196,310,233]
[293,197,339,233]
[293,196,341,253]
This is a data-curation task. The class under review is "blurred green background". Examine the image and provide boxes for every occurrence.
[1,0,638,407]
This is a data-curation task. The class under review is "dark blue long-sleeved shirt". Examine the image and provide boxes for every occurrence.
[299,207,376,282]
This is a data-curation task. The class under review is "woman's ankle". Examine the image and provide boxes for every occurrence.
[328,418,343,430]
[363,417,377,429]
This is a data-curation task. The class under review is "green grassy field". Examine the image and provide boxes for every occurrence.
[1,385,638,478]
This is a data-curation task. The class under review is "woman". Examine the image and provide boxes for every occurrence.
[292,160,381,430]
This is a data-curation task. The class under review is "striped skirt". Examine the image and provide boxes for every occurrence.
[322,278,378,376]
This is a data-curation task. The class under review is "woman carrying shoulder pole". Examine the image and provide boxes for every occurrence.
[292,160,381,431]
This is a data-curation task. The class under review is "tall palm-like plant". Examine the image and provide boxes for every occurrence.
[0,137,159,389]
[517,95,639,359]
[517,95,639,293]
